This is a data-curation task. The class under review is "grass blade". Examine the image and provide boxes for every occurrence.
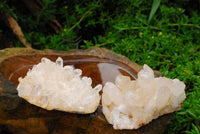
[148,0,161,24]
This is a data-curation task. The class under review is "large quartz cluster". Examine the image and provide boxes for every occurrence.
[102,64,186,129]
[17,57,102,113]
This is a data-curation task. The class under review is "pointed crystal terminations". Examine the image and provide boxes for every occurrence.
[102,64,186,129]
[17,57,102,114]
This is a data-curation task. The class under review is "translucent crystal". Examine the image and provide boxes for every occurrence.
[74,69,82,76]
[94,84,102,92]
[41,57,51,63]
[55,57,63,67]
[102,64,186,129]
[17,57,102,114]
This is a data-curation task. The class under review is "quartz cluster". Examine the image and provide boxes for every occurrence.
[102,64,186,129]
[17,57,186,129]
[17,57,102,113]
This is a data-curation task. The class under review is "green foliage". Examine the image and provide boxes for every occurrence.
[36,0,57,23]
[186,124,200,134]
[1,0,200,133]
[0,0,17,18]
[25,29,78,50]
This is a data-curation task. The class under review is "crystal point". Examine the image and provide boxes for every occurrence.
[56,57,63,67]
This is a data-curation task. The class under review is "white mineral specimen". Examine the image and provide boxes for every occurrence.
[17,57,102,113]
[102,64,186,129]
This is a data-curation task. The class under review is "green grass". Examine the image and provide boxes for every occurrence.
[1,0,200,133]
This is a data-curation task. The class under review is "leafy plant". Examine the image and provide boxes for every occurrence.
[36,0,57,23]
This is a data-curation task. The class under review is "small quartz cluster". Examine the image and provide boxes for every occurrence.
[102,64,186,129]
[17,57,102,113]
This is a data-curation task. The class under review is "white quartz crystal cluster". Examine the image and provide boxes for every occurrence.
[17,57,186,129]
[17,57,102,113]
[102,64,186,129]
